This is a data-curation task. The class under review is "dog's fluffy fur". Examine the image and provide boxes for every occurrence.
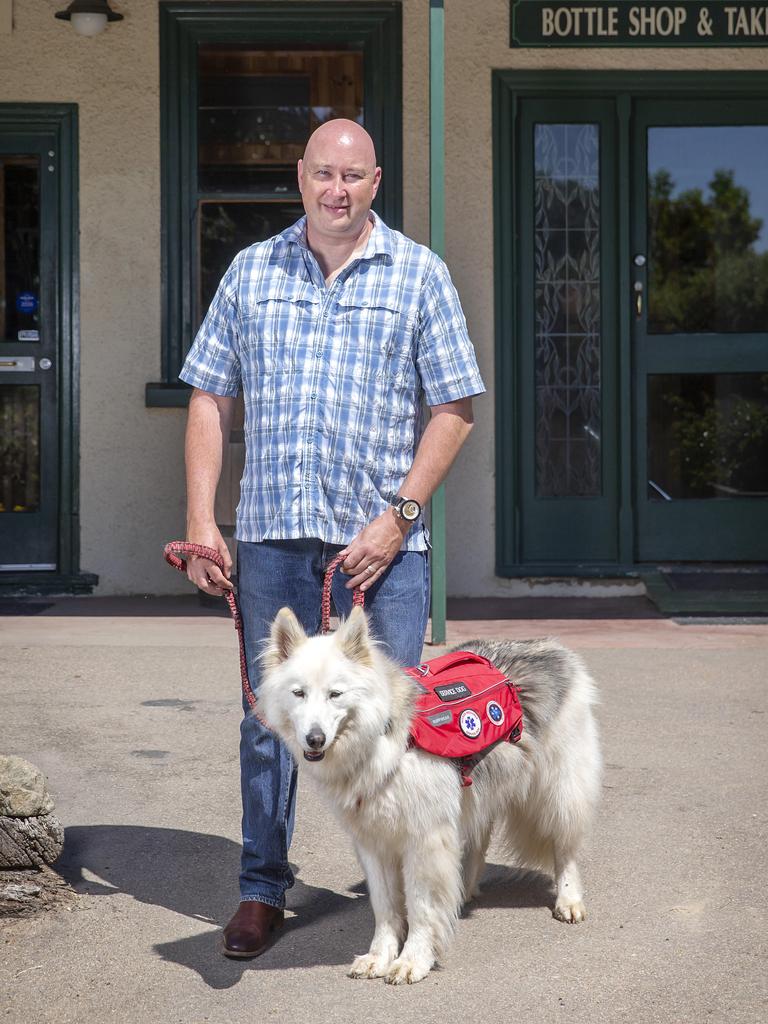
[258,607,601,985]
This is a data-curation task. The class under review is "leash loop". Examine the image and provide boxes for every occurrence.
[321,552,365,634]
[163,541,260,715]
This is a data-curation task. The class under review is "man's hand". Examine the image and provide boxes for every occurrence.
[185,521,234,596]
[339,509,409,591]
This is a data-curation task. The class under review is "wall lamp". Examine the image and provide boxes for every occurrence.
[55,1,123,37]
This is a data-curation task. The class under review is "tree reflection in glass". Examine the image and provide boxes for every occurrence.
[647,126,768,335]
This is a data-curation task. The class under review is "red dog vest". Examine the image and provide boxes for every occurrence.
[405,651,523,785]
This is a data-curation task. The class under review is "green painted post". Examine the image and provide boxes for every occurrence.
[429,0,447,644]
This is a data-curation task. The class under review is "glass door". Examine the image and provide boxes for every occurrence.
[512,98,619,565]
[633,101,768,560]
[0,134,59,570]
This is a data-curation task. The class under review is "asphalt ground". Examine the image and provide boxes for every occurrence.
[1,600,767,1024]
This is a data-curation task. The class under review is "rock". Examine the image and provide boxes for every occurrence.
[0,814,64,869]
[0,756,55,817]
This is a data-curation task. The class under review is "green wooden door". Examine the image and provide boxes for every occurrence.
[0,131,60,570]
[504,98,620,567]
[496,77,768,573]
[632,100,768,560]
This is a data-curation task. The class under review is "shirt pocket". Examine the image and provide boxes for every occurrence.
[333,296,418,382]
[240,285,320,374]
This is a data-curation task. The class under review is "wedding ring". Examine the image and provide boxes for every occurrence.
[365,565,376,574]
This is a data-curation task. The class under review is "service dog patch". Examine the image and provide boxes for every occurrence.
[434,682,471,702]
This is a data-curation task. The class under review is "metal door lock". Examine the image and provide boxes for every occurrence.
[39,358,53,370]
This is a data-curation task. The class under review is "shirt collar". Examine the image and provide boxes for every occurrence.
[274,211,394,264]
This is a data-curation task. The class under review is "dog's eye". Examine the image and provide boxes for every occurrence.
[292,689,305,699]
[328,690,343,700]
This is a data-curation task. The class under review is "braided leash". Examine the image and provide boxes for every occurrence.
[163,542,365,720]
[164,541,260,714]
[321,551,365,633]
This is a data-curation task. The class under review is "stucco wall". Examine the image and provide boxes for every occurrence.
[1,2,766,595]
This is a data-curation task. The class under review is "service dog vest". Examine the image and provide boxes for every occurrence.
[405,651,523,786]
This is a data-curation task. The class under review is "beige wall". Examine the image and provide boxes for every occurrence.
[1,2,765,595]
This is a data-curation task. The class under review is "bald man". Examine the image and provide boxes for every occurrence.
[180,119,485,958]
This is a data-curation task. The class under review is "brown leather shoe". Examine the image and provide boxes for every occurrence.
[222,901,285,959]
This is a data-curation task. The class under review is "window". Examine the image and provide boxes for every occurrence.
[147,1,402,407]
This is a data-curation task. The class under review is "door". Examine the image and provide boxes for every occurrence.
[505,97,620,568]
[495,75,768,574]
[633,101,768,560]
[0,133,59,571]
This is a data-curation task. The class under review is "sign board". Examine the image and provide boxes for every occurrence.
[511,1,768,46]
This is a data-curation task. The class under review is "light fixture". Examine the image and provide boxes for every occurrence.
[55,1,123,37]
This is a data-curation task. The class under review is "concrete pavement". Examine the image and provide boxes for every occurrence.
[1,599,766,1023]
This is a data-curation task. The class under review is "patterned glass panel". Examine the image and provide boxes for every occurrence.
[534,124,601,497]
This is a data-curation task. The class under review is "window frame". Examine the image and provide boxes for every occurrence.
[147,0,403,407]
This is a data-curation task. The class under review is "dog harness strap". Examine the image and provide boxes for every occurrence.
[163,541,263,720]
[321,553,365,634]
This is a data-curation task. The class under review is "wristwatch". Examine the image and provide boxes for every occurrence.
[391,496,422,522]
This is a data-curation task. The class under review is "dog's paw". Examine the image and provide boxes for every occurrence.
[553,898,587,924]
[384,956,433,985]
[348,953,393,979]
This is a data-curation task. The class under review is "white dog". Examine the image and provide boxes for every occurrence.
[258,606,601,985]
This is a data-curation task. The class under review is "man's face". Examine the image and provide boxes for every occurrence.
[298,133,381,244]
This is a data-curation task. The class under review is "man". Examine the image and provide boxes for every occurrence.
[180,119,484,958]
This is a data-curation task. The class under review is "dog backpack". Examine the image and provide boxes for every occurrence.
[405,651,523,786]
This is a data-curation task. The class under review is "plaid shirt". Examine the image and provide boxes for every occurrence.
[180,213,485,550]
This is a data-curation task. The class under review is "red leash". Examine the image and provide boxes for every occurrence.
[163,543,364,719]
[321,552,366,632]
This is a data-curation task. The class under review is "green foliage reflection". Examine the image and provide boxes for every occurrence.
[648,169,768,334]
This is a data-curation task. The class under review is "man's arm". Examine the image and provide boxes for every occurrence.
[185,388,237,595]
[340,396,475,590]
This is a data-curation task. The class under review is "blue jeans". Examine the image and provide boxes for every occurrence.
[236,538,430,907]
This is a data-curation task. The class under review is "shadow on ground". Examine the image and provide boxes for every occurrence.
[55,825,552,988]
[56,825,369,987]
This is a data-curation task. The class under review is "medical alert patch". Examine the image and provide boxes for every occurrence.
[486,700,505,726]
[459,709,483,739]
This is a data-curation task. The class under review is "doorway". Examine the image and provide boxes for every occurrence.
[0,106,92,591]
[494,73,768,574]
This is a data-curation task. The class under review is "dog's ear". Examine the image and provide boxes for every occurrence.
[335,605,373,665]
[269,607,307,663]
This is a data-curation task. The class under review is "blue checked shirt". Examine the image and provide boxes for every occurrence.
[180,212,485,551]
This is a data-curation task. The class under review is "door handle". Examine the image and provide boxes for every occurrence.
[0,356,36,371]
[634,280,643,319]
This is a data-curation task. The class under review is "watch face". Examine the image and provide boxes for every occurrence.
[400,499,421,521]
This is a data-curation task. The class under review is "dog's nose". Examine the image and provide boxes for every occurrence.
[306,728,326,750]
